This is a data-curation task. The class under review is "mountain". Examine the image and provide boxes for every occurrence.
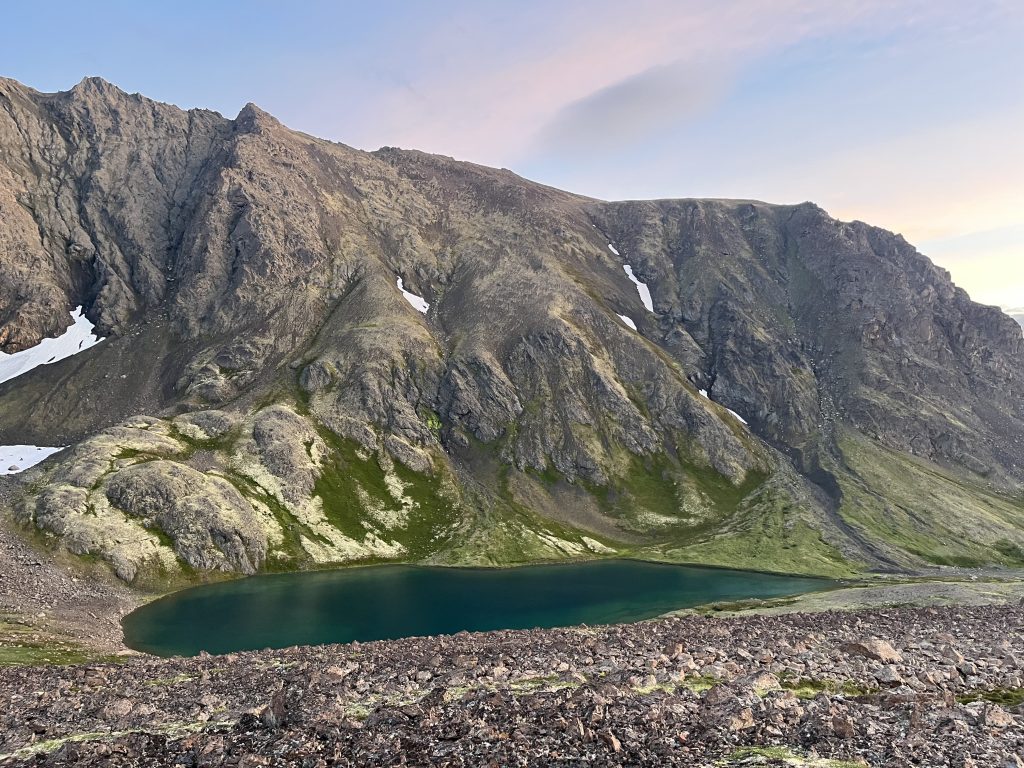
[1007,309,1024,329]
[1,76,1023,584]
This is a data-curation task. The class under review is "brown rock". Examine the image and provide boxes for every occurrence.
[840,639,904,663]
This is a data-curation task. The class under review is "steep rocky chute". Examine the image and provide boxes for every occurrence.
[1,76,1022,583]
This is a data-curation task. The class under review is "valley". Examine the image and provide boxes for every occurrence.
[0,76,1021,596]
[0,73,1023,765]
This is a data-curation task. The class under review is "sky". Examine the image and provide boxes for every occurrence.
[2,1,1021,310]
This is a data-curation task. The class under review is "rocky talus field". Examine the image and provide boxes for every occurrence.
[1,604,1023,767]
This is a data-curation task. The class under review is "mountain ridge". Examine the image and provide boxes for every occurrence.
[1,75,1022,584]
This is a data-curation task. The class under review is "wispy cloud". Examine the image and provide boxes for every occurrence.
[356,0,918,164]
[529,59,728,155]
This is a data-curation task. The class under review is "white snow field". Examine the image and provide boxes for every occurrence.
[396,277,429,313]
[622,265,654,312]
[0,445,63,475]
[0,306,102,386]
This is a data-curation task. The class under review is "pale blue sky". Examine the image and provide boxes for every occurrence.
[3,1,1021,308]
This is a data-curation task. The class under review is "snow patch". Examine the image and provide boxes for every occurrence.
[0,307,103,386]
[725,407,748,425]
[622,265,654,312]
[607,243,620,256]
[617,314,637,331]
[0,445,63,475]
[698,387,748,425]
[396,277,429,314]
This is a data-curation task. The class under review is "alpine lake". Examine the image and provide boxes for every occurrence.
[123,560,831,656]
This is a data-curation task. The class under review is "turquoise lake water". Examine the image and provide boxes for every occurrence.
[122,560,829,657]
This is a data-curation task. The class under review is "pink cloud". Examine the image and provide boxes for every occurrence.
[349,0,981,165]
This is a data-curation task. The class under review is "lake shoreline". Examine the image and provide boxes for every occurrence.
[3,500,1024,664]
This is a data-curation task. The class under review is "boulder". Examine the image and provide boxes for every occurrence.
[840,639,904,663]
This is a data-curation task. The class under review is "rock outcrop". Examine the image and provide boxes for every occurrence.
[1,76,1023,581]
[104,461,269,573]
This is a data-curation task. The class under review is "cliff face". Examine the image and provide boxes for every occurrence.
[593,200,1024,482]
[1,76,1022,581]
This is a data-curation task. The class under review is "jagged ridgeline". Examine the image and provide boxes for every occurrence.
[1,76,1023,583]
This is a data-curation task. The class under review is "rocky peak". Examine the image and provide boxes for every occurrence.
[234,101,281,133]
[58,75,142,110]
[0,75,34,98]
[69,75,121,94]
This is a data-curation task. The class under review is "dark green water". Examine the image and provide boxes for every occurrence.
[122,560,829,657]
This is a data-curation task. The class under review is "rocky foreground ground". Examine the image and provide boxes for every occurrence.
[0,604,1022,767]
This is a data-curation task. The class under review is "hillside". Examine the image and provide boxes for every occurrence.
[1,76,1023,584]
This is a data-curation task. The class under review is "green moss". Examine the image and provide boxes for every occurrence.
[0,643,94,666]
[780,677,874,699]
[437,426,849,575]
[0,618,123,667]
[428,444,619,566]
[525,462,562,487]
[145,673,194,687]
[521,398,543,416]
[681,674,721,693]
[994,539,1024,561]
[417,406,443,432]
[622,383,652,421]
[291,379,312,415]
[508,673,580,694]
[654,510,857,578]
[694,597,800,614]
[589,449,857,577]
[690,484,853,576]
[958,687,1024,708]
[1,720,232,761]
[729,747,796,760]
[391,457,463,558]
[725,746,867,767]
[615,453,687,520]
[146,526,176,550]
[169,423,241,454]
[220,473,315,568]
[907,551,986,568]
[311,437,376,540]
[115,448,148,460]
[314,428,461,560]
[578,441,769,540]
